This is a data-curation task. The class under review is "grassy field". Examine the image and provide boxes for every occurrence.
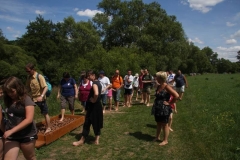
[33,74,240,160]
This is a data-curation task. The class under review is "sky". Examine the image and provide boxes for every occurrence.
[0,0,240,62]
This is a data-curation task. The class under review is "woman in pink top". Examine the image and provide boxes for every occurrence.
[107,87,113,111]
[78,74,92,113]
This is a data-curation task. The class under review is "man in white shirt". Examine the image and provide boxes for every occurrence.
[123,70,134,107]
[98,70,111,113]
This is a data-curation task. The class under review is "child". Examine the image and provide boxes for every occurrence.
[107,87,113,111]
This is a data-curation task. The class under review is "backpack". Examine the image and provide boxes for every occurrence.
[37,73,52,97]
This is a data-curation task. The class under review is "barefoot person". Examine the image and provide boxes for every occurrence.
[57,72,78,121]
[152,71,179,146]
[73,70,103,145]
[25,63,51,134]
[2,77,38,160]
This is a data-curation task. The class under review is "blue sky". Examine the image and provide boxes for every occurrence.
[0,0,240,62]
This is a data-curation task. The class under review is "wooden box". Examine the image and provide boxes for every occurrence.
[35,115,85,148]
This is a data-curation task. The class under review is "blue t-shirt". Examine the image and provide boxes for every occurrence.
[175,74,185,87]
[60,78,76,97]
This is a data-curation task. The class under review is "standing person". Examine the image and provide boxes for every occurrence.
[138,69,144,103]
[152,72,179,146]
[111,70,123,111]
[0,81,5,160]
[98,70,111,113]
[2,77,38,160]
[78,74,92,113]
[174,70,188,100]
[25,63,51,134]
[73,70,103,146]
[123,70,134,107]
[167,70,175,86]
[132,73,139,101]
[57,72,78,121]
[142,68,153,107]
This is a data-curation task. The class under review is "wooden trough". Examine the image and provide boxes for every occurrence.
[35,114,85,148]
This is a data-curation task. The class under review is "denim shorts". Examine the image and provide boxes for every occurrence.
[100,94,107,106]
[35,101,49,114]
[113,89,121,102]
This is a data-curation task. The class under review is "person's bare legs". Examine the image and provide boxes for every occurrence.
[143,92,147,104]
[146,94,151,106]
[127,95,131,107]
[94,135,100,145]
[103,106,106,113]
[135,91,139,100]
[73,136,85,146]
[159,123,169,146]
[174,103,177,113]
[44,113,51,134]
[4,140,20,160]
[140,90,144,103]
[153,122,161,141]
[108,97,112,111]
[178,92,183,100]
[124,94,127,107]
[59,109,65,121]
[169,113,173,131]
[20,140,37,160]
[70,109,74,115]
[115,101,119,111]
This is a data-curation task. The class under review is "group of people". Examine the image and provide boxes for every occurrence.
[0,63,188,159]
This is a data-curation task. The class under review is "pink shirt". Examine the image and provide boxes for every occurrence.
[107,89,112,97]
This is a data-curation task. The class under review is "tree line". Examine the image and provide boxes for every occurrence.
[0,0,239,85]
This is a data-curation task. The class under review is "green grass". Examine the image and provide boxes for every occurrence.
[34,74,240,160]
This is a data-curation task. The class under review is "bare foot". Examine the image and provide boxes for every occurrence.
[140,100,144,103]
[44,128,52,135]
[103,110,105,113]
[169,128,174,132]
[115,108,118,111]
[146,103,150,107]
[174,110,177,113]
[159,141,168,146]
[73,140,84,146]
[94,140,99,145]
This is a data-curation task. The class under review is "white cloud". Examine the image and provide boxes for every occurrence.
[226,39,237,44]
[35,10,45,15]
[230,30,240,38]
[188,37,204,44]
[182,0,224,13]
[216,46,240,62]
[226,22,235,27]
[74,8,79,12]
[77,9,103,17]
[0,15,28,23]
[6,26,13,31]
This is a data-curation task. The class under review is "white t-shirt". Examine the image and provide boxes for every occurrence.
[167,74,175,84]
[124,75,134,89]
[98,76,111,94]
[132,76,139,87]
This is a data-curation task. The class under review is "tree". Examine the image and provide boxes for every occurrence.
[237,50,240,62]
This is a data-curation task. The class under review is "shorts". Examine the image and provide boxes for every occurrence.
[124,88,132,95]
[176,85,185,93]
[35,101,49,114]
[113,89,121,102]
[142,87,151,94]
[7,135,38,143]
[155,115,170,123]
[100,94,107,106]
[60,96,75,111]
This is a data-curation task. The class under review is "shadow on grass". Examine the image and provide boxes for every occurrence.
[146,124,156,129]
[129,131,154,141]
